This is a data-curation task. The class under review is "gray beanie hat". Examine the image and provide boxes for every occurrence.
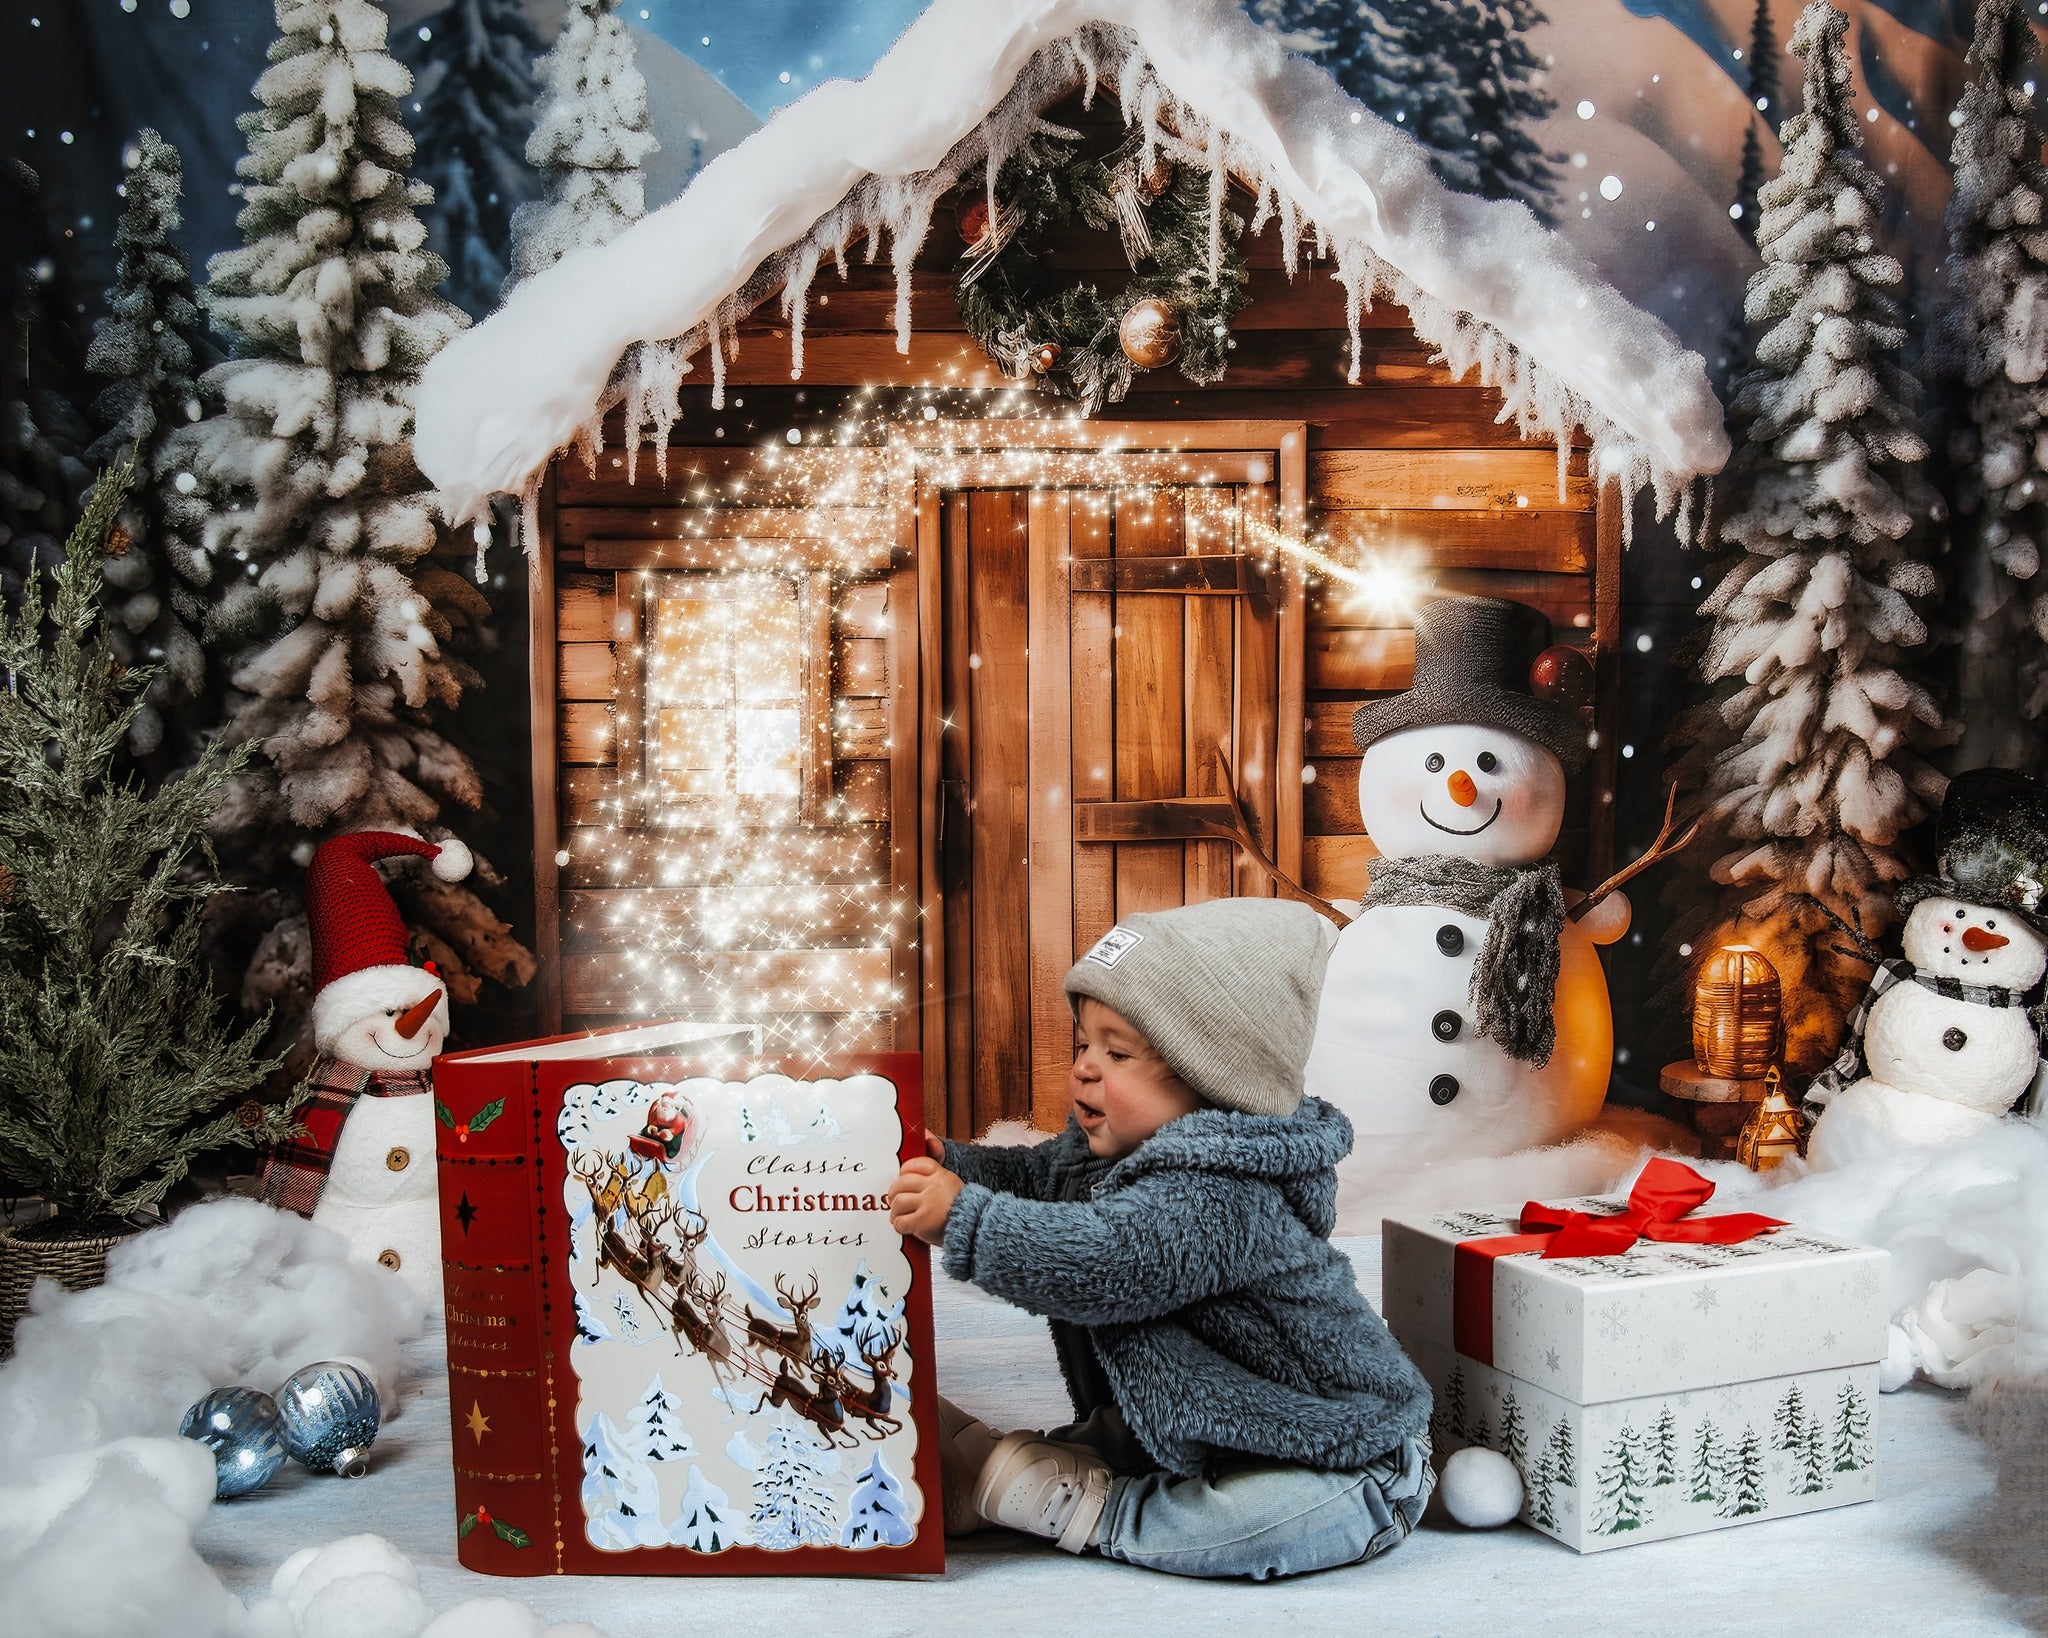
[1062,897,1334,1118]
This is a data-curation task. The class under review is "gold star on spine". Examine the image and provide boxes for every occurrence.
[465,1400,492,1444]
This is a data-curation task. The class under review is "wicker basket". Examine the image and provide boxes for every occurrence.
[0,1218,138,1358]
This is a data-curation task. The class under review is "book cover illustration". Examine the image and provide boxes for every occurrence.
[558,1067,928,1563]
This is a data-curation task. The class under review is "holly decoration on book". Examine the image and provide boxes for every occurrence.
[954,129,1249,411]
[458,1503,532,1547]
[436,1096,506,1143]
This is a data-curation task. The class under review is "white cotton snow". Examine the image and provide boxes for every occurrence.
[0,1201,605,1638]
[413,0,1727,529]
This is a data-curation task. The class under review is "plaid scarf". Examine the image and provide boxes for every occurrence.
[255,1057,433,1218]
[1806,959,2041,1108]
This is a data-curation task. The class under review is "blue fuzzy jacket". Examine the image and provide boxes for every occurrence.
[940,1098,1430,1477]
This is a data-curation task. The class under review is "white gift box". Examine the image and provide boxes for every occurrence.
[1382,1179,1891,1552]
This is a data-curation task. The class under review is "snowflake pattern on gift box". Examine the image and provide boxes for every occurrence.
[1597,1303,1632,1342]
[1508,1283,1531,1318]
[1542,1346,1563,1377]
[1692,1286,1721,1315]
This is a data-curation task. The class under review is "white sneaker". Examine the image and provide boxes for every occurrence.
[937,1397,1004,1536]
[973,1431,1114,1553]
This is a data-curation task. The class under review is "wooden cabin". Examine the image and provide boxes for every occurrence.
[417,1,1725,1139]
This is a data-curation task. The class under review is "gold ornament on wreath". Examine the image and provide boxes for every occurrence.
[1119,298,1183,369]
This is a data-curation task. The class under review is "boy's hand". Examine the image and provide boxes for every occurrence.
[889,1154,962,1246]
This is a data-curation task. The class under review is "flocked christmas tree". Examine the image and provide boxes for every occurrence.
[1546,1414,1576,1486]
[1798,1411,1829,1494]
[841,1452,916,1548]
[1499,1388,1527,1470]
[396,0,543,315]
[1249,0,1558,220]
[1593,1423,1648,1535]
[82,131,217,768]
[1773,1382,1807,1449]
[748,1418,842,1550]
[167,0,532,1053]
[1666,0,1949,1072]
[509,0,658,283]
[1832,1381,1870,1471]
[1527,1448,1557,1528]
[1649,1403,1679,1486]
[1936,0,2048,773]
[0,465,293,1235]
[1719,1425,1767,1517]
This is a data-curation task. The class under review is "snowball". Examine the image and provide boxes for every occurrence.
[1439,1446,1525,1528]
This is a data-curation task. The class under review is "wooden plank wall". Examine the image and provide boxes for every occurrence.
[540,89,1608,1049]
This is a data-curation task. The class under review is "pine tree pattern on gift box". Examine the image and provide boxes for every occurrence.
[1798,1415,1831,1496]
[1773,1383,1808,1450]
[1688,1418,1722,1505]
[1649,1405,1679,1488]
[1499,1390,1527,1470]
[1833,1383,1873,1472]
[1594,1423,1650,1535]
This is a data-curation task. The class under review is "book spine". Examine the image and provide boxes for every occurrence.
[436,1058,558,1575]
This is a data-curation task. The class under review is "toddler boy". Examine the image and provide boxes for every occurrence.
[888,896,1433,1579]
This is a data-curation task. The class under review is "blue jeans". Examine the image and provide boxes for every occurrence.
[1069,1421,1435,1581]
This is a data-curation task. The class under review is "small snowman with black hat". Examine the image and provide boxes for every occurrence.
[1806,768,2048,1167]
[1304,596,1634,1216]
[254,829,473,1301]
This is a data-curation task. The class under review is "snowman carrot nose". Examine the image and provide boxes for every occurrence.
[393,991,442,1039]
[1961,927,2009,953]
[1447,770,1479,807]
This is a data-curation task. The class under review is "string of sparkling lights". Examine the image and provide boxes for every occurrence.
[559,383,1441,1056]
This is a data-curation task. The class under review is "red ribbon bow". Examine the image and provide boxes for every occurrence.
[1451,1158,1785,1367]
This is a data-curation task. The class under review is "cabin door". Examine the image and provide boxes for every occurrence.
[931,472,1295,1137]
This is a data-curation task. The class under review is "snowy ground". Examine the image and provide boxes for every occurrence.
[194,1240,2037,1636]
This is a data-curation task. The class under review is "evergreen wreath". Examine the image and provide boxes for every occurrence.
[954,129,1251,412]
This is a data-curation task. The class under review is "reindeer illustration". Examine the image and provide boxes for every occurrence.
[839,1330,904,1439]
[758,1351,853,1447]
[744,1273,821,1368]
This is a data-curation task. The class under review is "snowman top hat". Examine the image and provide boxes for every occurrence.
[1898,768,2048,934]
[307,829,473,1054]
[1350,595,1588,771]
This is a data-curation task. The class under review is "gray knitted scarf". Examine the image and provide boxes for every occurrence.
[1356,856,1567,1067]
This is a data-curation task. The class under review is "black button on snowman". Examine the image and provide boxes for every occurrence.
[1303,597,1630,1201]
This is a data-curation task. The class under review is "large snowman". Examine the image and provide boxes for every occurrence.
[1304,597,1634,1220]
[255,829,473,1303]
[1807,769,2048,1166]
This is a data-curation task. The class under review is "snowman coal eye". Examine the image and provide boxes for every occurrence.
[1943,1027,1967,1051]
[1425,753,1445,772]
[1477,751,1499,773]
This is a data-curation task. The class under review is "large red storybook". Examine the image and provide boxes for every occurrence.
[433,1021,943,1576]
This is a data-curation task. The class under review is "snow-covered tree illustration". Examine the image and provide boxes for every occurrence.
[510,0,657,283]
[1526,1449,1558,1530]
[1798,1412,1830,1495]
[670,1464,743,1552]
[82,129,217,767]
[1730,0,1781,249]
[1544,1416,1576,1487]
[1498,1389,1527,1470]
[1469,1412,1494,1451]
[1773,1384,1809,1450]
[819,1260,906,1364]
[394,0,542,314]
[628,1373,695,1463]
[1688,1418,1723,1505]
[1832,1382,1872,1472]
[169,0,528,1042]
[611,1289,648,1344]
[738,1100,763,1144]
[842,1452,917,1549]
[1649,1404,1679,1487]
[1665,0,1948,1073]
[748,1418,843,1551]
[573,1287,612,1346]
[1719,1426,1767,1518]
[1593,1423,1649,1535]
[1936,0,2048,771]
[1445,1363,1469,1441]
[581,1410,666,1548]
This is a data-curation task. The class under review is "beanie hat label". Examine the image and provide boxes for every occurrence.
[1083,927,1145,969]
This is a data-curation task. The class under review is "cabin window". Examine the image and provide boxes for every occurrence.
[621,570,829,829]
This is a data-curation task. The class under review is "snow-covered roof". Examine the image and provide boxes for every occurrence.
[414,0,1729,529]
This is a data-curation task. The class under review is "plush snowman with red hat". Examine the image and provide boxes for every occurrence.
[255,829,473,1302]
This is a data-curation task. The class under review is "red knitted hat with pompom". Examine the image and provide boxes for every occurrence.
[306,830,473,1052]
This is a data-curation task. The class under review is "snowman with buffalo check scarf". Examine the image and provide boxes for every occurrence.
[255,830,474,1301]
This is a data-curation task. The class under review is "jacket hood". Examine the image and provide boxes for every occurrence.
[1100,1096,1353,1238]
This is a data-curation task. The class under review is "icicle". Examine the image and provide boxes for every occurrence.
[782,242,822,378]
[1336,243,1369,385]
[707,319,726,410]
[1249,172,1275,238]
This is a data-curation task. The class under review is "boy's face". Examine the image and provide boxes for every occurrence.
[1069,998,1206,1159]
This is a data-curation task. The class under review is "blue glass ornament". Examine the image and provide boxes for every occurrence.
[277,1360,382,1476]
[179,1386,286,1499]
